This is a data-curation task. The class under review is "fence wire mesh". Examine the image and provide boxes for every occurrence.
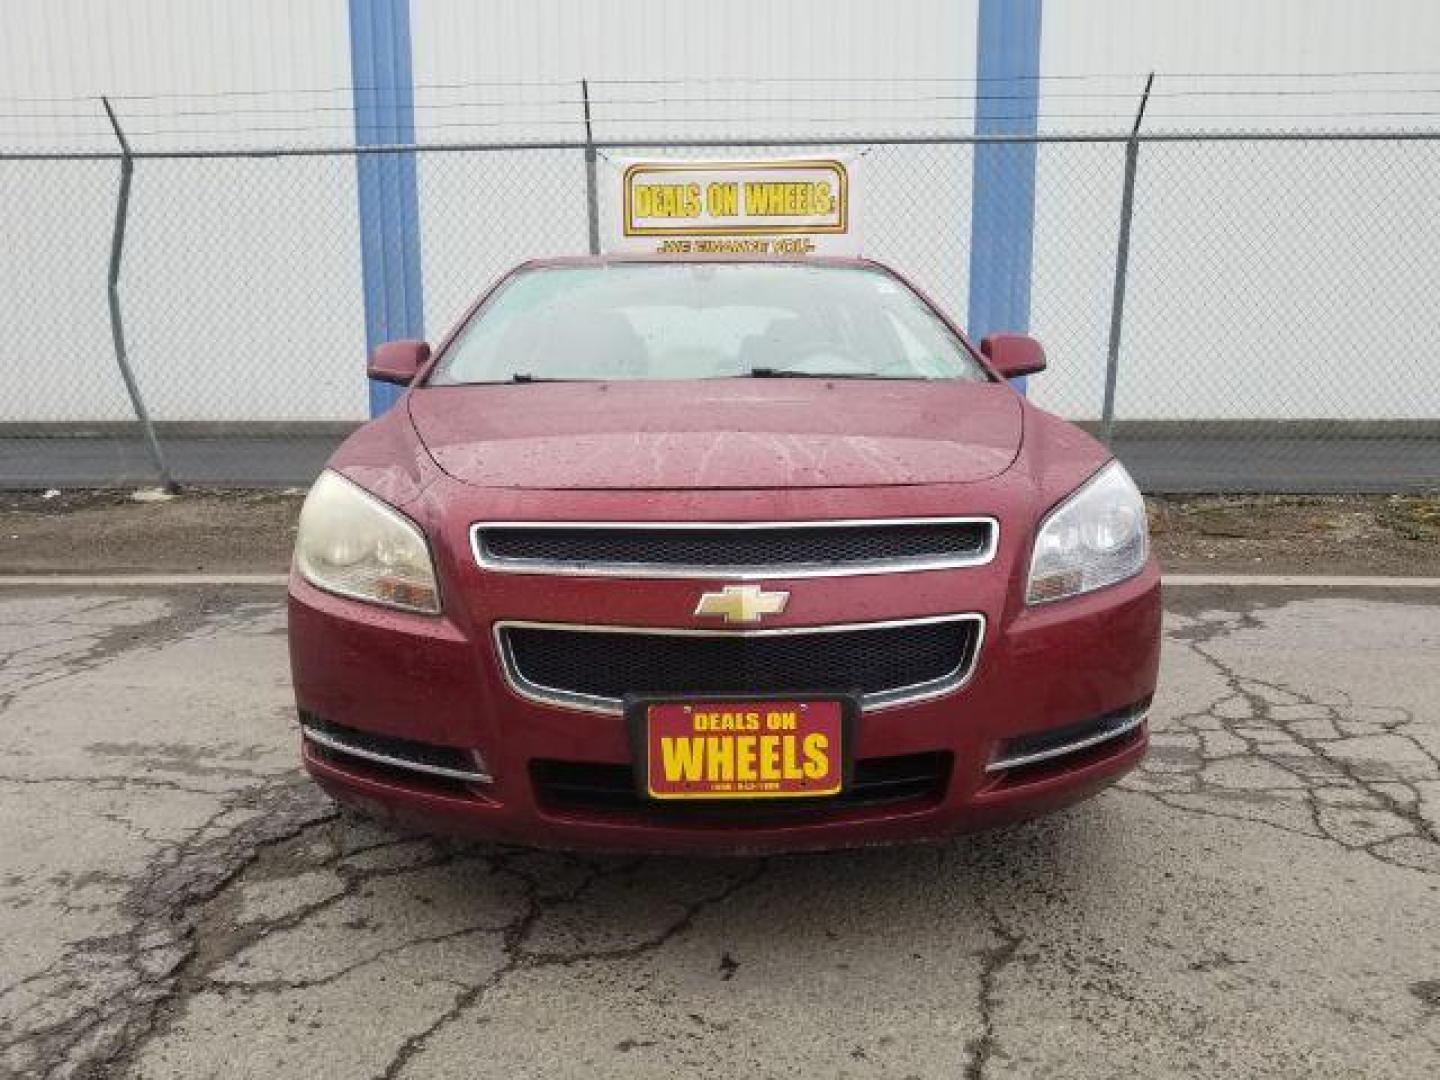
[1,131,1438,492]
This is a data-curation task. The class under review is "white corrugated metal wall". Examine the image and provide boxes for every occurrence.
[1033,0,1440,420]
[1,0,1437,422]
[407,0,978,347]
[0,0,365,423]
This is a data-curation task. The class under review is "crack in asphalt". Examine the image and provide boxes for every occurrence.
[0,594,255,712]
[0,779,337,1079]
[0,773,261,797]
[110,824,500,1068]
[373,854,771,1080]
[177,832,579,998]
[0,591,329,1079]
[1121,607,1440,876]
[6,787,772,1080]
[961,912,1023,1080]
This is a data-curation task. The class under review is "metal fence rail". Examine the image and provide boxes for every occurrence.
[2,111,1439,493]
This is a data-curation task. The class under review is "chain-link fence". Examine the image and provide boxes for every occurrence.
[3,125,1438,492]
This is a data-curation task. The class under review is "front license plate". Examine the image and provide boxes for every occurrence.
[636,697,851,801]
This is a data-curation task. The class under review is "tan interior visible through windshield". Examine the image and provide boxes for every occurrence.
[429,262,989,384]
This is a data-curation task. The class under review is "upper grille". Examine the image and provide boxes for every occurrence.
[495,614,984,714]
[473,519,997,578]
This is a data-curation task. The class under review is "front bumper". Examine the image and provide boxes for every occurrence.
[288,558,1161,854]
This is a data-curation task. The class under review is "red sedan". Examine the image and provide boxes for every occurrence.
[288,255,1160,853]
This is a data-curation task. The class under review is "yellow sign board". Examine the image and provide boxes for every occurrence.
[607,157,857,256]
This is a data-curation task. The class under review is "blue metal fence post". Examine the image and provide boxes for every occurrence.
[967,0,1042,392]
[348,0,425,416]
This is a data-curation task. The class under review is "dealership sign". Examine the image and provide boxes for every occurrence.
[604,157,858,255]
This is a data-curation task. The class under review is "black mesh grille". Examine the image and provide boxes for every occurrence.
[479,521,992,571]
[532,752,952,816]
[502,619,979,703]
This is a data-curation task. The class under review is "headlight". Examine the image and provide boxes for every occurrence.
[1027,461,1148,604]
[294,470,441,613]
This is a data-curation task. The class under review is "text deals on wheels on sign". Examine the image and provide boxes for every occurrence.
[640,698,852,800]
[603,157,860,256]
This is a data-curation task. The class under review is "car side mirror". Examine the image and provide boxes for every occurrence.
[980,334,1047,380]
[367,339,431,386]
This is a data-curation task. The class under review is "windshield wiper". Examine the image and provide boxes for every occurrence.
[746,367,920,380]
[506,373,599,384]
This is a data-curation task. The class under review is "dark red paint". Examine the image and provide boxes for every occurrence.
[366,339,430,385]
[288,255,1161,853]
[980,333,1047,379]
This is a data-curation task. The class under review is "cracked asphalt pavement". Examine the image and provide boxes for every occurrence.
[1,583,1438,1078]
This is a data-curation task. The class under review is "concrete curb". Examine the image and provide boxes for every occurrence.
[0,573,290,587]
[1163,573,1440,589]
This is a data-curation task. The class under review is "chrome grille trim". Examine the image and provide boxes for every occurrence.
[985,706,1149,774]
[471,517,999,579]
[301,724,493,784]
[492,612,986,716]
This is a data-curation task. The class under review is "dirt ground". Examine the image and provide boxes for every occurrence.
[1,488,1437,576]
[1147,493,1440,575]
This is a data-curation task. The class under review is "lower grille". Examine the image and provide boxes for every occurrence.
[496,614,984,714]
[532,752,952,816]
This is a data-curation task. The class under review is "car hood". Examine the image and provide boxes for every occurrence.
[408,380,1023,490]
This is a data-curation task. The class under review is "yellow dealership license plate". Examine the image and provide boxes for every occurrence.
[632,696,855,801]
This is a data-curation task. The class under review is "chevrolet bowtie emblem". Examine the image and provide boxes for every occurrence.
[693,585,790,624]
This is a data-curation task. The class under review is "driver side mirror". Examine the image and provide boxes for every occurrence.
[980,334,1047,380]
[367,339,431,386]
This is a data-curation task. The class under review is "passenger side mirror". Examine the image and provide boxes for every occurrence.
[980,334,1047,380]
[367,339,431,386]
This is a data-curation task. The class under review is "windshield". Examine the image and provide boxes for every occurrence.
[429,263,989,384]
